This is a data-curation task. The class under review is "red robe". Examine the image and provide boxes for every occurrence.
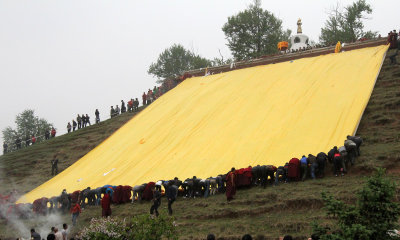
[101,193,111,217]
[122,185,132,203]
[142,182,155,201]
[225,171,236,201]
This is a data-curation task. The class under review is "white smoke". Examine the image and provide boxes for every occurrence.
[0,159,68,240]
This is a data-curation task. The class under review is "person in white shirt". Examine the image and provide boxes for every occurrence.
[54,227,62,240]
[61,223,68,240]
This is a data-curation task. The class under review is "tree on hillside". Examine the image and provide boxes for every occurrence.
[2,109,53,151]
[222,0,291,61]
[148,44,212,83]
[312,168,400,240]
[319,0,377,45]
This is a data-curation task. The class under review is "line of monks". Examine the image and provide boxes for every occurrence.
[0,135,362,221]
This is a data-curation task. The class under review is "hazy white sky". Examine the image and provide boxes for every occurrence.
[0,0,398,145]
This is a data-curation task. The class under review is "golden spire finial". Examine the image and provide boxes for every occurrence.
[297,18,302,34]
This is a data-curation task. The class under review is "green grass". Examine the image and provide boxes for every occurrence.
[0,51,400,240]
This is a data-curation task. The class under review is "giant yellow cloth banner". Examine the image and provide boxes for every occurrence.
[19,45,388,203]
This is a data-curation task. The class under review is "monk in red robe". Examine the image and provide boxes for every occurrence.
[101,192,111,217]
[226,167,236,201]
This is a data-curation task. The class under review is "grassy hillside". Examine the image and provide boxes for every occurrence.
[0,49,400,240]
[354,49,400,172]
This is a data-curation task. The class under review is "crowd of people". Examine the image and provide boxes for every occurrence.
[0,134,362,239]
[2,127,57,154]
[387,30,400,65]
[387,30,399,49]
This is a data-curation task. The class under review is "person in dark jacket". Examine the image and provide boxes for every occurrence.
[150,186,161,217]
[166,181,177,215]
[316,152,328,178]
[72,120,77,131]
[95,109,100,123]
[81,114,86,127]
[327,146,338,163]
[44,129,50,140]
[51,155,59,176]
[134,98,139,112]
[77,114,81,129]
[275,165,287,186]
[67,122,72,133]
[30,228,41,240]
[110,106,115,118]
[347,135,363,156]
[333,152,344,177]
[121,100,126,113]
[85,114,91,126]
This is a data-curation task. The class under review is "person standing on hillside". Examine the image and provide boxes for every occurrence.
[110,106,115,118]
[115,105,120,115]
[101,191,112,217]
[226,167,236,201]
[31,135,36,145]
[300,155,308,181]
[134,98,139,112]
[67,122,72,133]
[51,154,59,176]
[51,127,56,138]
[45,129,50,140]
[70,202,81,226]
[3,142,8,154]
[153,86,158,100]
[85,114,91,126]
[142,92,147,106]
[95,109,100,123]
[147,89,153,104]
[81,113,87,127]
[150,186,161,217]
[121,100,126,113]
[127,99,133,112]
[166,181,177,215]
[72,120,77,131]
[77,114,81,129]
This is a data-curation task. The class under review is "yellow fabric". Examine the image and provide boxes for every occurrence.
[335,41,342,53]
[18,45,388,203]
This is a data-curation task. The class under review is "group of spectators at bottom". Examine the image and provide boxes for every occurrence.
[30,224,69,240]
